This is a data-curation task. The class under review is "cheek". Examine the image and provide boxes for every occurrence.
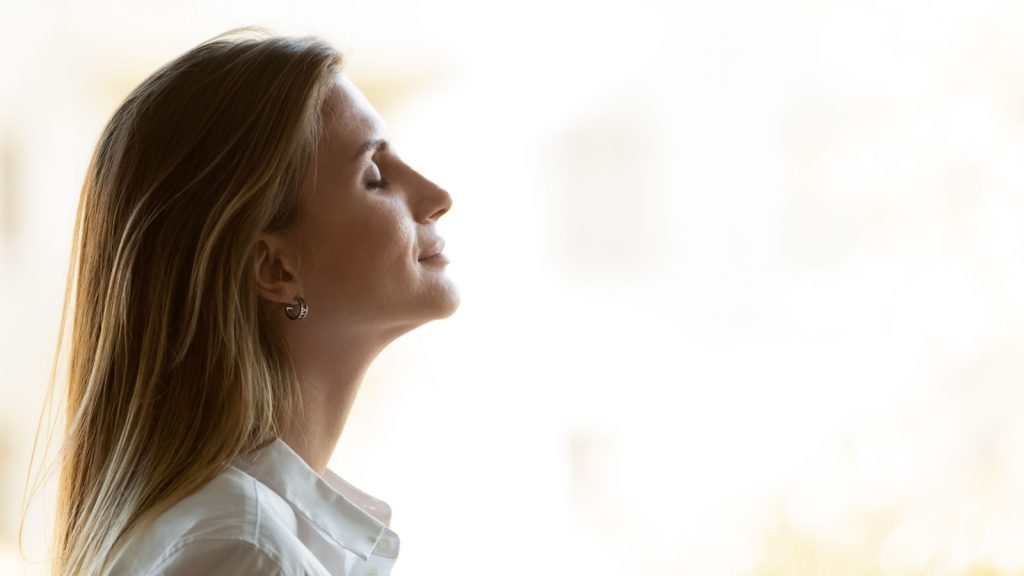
[366,213,415,267]
[321,204,414,272]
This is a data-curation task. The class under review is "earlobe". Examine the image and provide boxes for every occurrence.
[252,235,300,305]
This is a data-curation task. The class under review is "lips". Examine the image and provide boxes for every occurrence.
[418,239,446,261]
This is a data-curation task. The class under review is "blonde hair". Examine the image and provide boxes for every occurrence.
[20,26,343,575]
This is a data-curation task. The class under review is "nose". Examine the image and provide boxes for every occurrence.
[412,170,452,223]
[427,186,451,221]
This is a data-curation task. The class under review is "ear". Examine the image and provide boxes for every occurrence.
[252,233,302,305]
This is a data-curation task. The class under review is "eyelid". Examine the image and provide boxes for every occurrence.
[364,161,388,189]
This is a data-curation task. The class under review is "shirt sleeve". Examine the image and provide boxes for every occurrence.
[148,538,289,576]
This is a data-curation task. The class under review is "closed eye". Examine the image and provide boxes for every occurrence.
[365,158,389,190]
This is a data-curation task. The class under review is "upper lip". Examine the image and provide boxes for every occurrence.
[418,239,446,260]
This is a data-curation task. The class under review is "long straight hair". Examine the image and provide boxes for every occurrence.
[20,26,343,575]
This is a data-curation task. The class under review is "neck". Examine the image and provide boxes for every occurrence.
[278,333,389,475]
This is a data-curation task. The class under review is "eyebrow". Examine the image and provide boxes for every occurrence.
[351,138,389,161]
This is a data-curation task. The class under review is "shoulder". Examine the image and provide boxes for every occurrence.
[109,466,327,576]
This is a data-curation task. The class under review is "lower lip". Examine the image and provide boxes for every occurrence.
[419,253,450,265]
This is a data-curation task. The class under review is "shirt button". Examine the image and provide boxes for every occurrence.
[377,539,391,551]
[365,569,378,576]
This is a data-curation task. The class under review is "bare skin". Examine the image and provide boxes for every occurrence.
[252,73,459,474]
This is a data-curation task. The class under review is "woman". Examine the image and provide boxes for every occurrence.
[30,26,459,575]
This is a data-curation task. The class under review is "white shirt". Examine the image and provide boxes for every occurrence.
[109,438,400,576]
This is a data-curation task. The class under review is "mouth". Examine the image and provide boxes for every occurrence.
[419,252,450,265]
[418,239,446,261]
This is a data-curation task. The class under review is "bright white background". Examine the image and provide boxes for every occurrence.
[4,0,1024,574]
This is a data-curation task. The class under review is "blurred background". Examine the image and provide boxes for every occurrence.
[4,0,1024,574]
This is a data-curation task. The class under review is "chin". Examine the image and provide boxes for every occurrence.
[436,287,461,317]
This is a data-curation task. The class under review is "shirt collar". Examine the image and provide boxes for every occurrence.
[230,437,389,561]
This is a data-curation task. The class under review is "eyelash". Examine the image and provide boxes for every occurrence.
[366,177,389,190]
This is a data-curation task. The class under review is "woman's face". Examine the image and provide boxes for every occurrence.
[275,73,459,340]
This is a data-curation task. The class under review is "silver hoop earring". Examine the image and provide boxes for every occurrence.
[285,296,308,320]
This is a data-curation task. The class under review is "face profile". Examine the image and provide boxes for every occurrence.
[40,29,458,576]
[255,73,460,342]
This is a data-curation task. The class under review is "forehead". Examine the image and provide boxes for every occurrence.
[321,73,386,152]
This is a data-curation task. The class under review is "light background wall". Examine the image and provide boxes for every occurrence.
[4,0,1024,574]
